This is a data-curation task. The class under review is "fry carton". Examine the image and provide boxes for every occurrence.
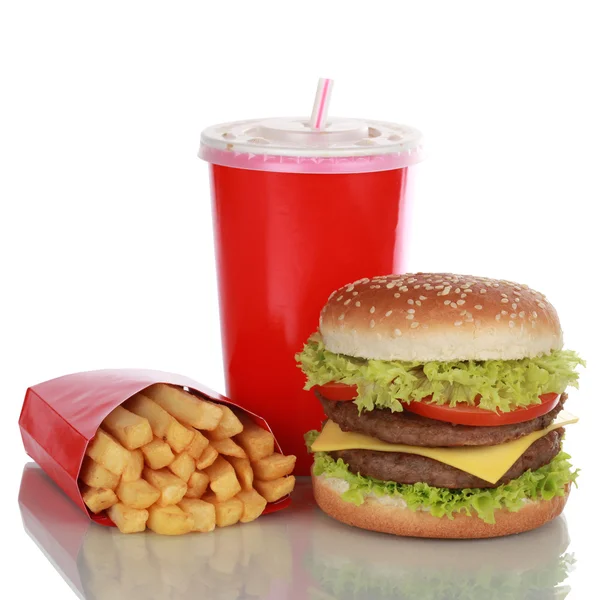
[19,369,292,526]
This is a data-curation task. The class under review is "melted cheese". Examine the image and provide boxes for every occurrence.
[311,410,578,484]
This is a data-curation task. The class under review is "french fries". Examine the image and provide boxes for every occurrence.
[210,437,247,459]
[141,438,175,470]
[116,479,161,509]
[251,453,296,481]
[147,505,194,535]
[185,470,211,498]
[208,405,244,440]
[235,422,274,462]
[185,427,209,459]
[178,498,216,532]
[143,468,187,506]
[227,457,254,490]
[144,384,224,430]
[107,503,149,533]
[77,385,296,535]
[203,493,244,528]
[236,489,267,523]
[122,449,144,482]
[168,452,196,483]
[101,405,153,450]
[205,456,242,502]
[82,484,118,513]
[254,476,296,503]
[86,429,131,475]
[80,456,120,490]
[196,444,219,470]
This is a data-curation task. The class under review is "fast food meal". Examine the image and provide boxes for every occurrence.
[78,383,296,534]
[297,273,584,538]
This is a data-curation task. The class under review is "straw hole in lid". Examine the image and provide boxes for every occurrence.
[368,127,382,138]
[222,133,236,140]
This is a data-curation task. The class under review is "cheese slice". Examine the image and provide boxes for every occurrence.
[311,410,578,484]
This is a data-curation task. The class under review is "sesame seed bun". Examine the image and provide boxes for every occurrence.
[319,273,562,362]
[313,472,569,539]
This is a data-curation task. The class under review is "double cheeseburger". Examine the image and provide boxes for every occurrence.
[297,273,584,539]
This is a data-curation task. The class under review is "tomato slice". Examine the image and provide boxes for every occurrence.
[314,382,358,401]
[403,393,560,427]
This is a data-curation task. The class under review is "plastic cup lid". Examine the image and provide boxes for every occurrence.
[199,116,424,174]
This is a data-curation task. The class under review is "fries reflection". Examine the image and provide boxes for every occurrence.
[19,463,295,599]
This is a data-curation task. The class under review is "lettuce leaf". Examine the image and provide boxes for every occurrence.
[307,434,578,525]
[296,334,584,413]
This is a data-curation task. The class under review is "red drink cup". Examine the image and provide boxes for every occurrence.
[200,116,424,474]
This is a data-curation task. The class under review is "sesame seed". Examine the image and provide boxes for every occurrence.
[474,304,483,310]
[353,291,358,296]
[419,296,427,300]
[337,296,343,301]
[538,302,546,308]
[440,286,452,296]
[450,302,457,309]
[435,285,444,290]
[407,308,415,314]
[385,310,392,317]
[414,285,421,289]
[457,299,466,306]
[455,288,461,294]
[411,322,419,328]
[408,299,414,305]
[460,310,467,316]
[515,297,520,302]
[480,289,487,294]
[407,278,417,283]
[501,298,509,304]
[444,300,451,305]
[406,314,414,320]
[501,310,508,315]
[386,282,395,289]
[460,293,467,299]
[338,314,345,320]
[492,283,499,287]
[369,319,375,328]
[501,293,508,298]
[532,311,538,318]
[355,301,361,307]
[510,313,517,318]
[495,314,501,321]
[509,321,515,328]
[512,303,517,309]
[454,321,463,326]
[519,311,525,318]
[374,285,381,289]
[416,301,421,306]
[370,306,376,314]
[394,293,400,298]
[344,299,351,306]
[400,286,409,292]
[394,328,402,337]
[345,284,355,292]
[465,289,473,293]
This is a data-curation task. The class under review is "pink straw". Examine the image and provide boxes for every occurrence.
[310,78,334,130]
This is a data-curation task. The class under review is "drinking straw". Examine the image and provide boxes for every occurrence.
[309,78,334,130]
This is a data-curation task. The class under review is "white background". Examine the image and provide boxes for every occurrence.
[1,1,599,598]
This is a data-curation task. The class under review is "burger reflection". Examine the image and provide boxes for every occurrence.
[306,509,575,600]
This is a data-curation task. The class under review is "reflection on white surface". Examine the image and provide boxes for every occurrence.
[19,463,574,599]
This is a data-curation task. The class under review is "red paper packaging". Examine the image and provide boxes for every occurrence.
[19,368,292,526]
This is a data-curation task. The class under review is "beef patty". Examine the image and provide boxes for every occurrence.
[319,392,566,447]
[330,428,563,489]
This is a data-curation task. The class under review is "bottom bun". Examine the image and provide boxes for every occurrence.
[312,472,569,539]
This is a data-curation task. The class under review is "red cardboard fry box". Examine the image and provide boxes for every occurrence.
[19,369,292,526]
